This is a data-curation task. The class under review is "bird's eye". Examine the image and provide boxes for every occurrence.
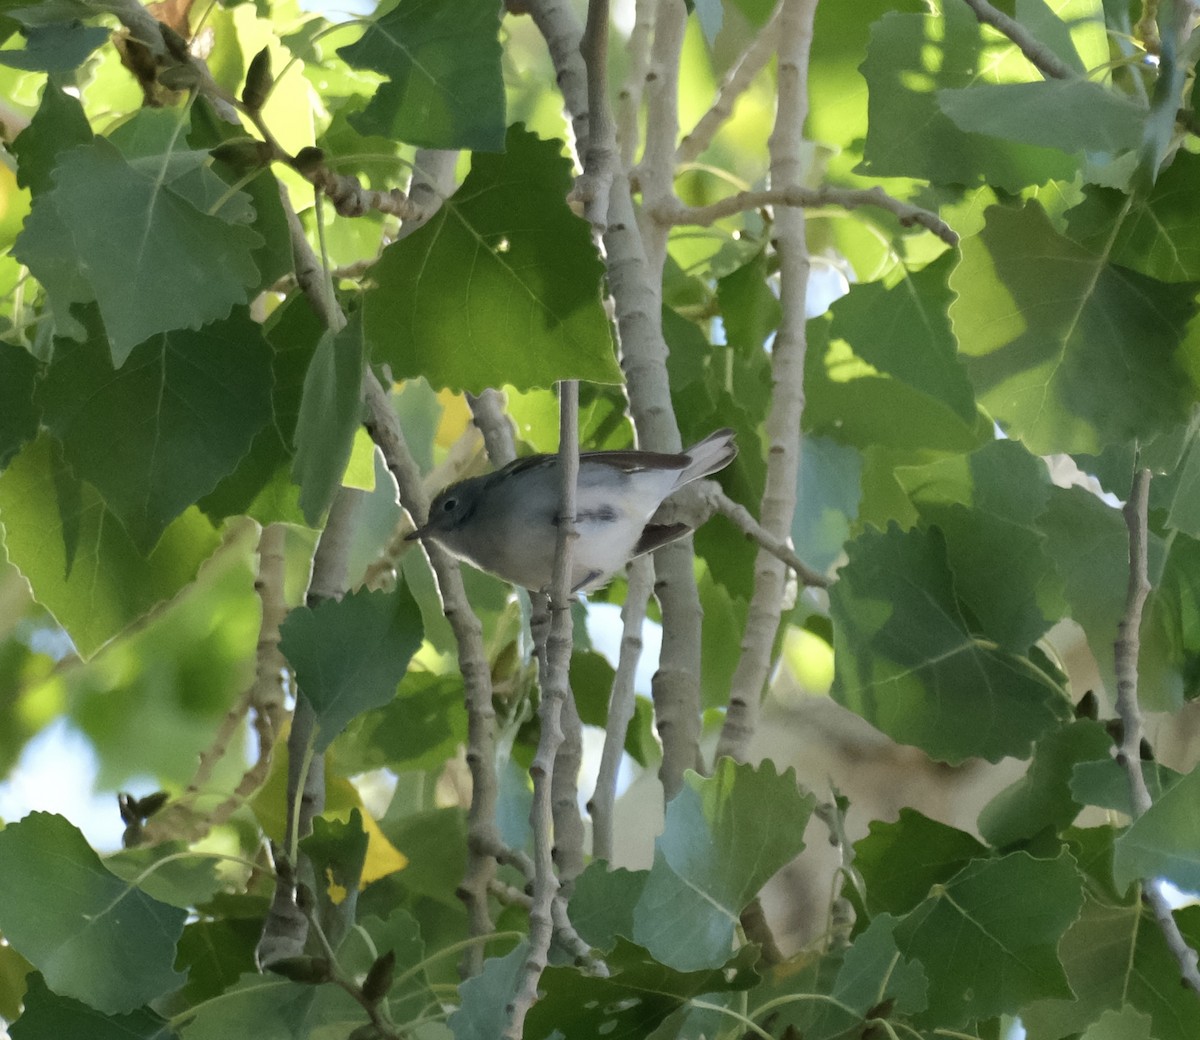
[441,497,458,512]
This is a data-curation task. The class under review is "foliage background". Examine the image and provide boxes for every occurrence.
[0,0,1199,1038]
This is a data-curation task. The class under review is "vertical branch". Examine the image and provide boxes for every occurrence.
[588,554,653,860]
[716,0,816,765]
[506,382,580,1038]
[617,0,656,168]
[525,0,591,155]
[283,193,502,978]
[257,487,362,967]
[363,377,503,977]
[1114,468,1200,994]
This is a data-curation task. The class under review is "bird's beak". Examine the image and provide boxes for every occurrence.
[405,525,425,542]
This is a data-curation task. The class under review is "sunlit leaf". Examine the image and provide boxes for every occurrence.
[363,126,618,392]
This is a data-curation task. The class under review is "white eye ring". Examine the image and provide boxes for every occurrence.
[441,497,458,512]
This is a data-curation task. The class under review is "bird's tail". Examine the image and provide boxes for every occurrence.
[679,428,737,485]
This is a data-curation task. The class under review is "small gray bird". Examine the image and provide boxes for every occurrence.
[407,429,737,592]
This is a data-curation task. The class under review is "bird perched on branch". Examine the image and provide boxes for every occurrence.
[407,429,737,592]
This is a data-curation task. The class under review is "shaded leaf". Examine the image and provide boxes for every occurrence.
[279,581,424,751]
[525,940,759,1040]
[631,759,814,970]
[853,809,987,917]
[10,974,175,1040]
[337,0,503,150]
[950,201,1198,454]
[859,5,1078,188]
[11,81,92,196]
[292,311,367,526]
[978,720,1113,847]
[0,21,107,71]
[38,315,273,552]
[1066,151,1200,281]
[448,943,526,1040]
[897,438,1066,651]
[830,523,1069,763]
[0,341,39,469]
[897,850,1083,1028]
[1113,762,1200,893]
[937,79,1144,153]
[363,126,618,393]
[0,813,185,1013]
[26,137,262,364]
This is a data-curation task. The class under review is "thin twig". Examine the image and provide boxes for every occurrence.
[1114,467,1200,995]
[959,0,1078,80]
[704,485,830,588]
[652,186,958,247]
[505,382,580,1038]
[588,554,653,861]
[676,1,783,165]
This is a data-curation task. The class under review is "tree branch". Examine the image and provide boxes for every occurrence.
[716,0,817,765]
[1115,467,1200,995]
[589,554,653,861]
[505,382,580,1039]
[616,0,656,169]
[676,1,783,165]
[959,0,1078,80]
[651,186,959,246]
[257,487,361,967]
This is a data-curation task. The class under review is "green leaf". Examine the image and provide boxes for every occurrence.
[0,435,222,657]
[829,255,978,426]
[525,940,759,1040]
[853,809,987,917]
[301,809,368,909]
[569,863,647,951]
[0,22,108,71]
[978,720,1114,847]
[449,943,527,1040]
[336,671,467,773]
[859,5,1079,189]
[830,523,1069,764]
[0,341,39,468]
[1079,1006,1155,1040]
[0,813,186,1013]
[12,191,93,341]
[950,201,1198,454]
[363,125,618,393]
[783,914,928,1040]
[11,81,92,196]
[336,910,435,1024]
[10,974,175,1040]
[937,80,1144,153]
[1066,151,1200,282]
[336,0,503,150]
[176,972,361,1040]
[1165,433,1200,535]
[1022,898,1200,1040]
[291,311,366,526]
[801,309,988,455]
[1113,762,1200,892]
[38,315,273,552]
[1039,484,1166,689]
[793,434,860,575]
[1070,758,1182,815]
[279,581,424,751]
[897,438,1066,651]
[631,759,814,970]
[27,137,263,364]
[105,843,224,910]
[896,850,1084,1028]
